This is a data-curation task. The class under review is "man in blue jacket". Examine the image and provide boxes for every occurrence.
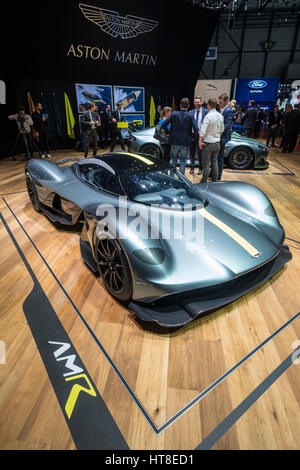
[189,96,208,175]
[217,93,233,180]
[161,98,199,174]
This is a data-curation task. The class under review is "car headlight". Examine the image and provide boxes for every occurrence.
[257,144,268,151]
[133,248,165,265]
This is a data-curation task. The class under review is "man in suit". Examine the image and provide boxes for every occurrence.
[189,96,208,175]
[94,106,104,149]
[253,103,265,139]
[282,103,300,153]
[155,105,161,125]
[242,100,256,138]
[161,97,199,175]
[110,102,126,152]
[81,102,100,158]
[280,103,292,148]
[101,104,112,148]
[267,104,281,147]
[217,93,233,180]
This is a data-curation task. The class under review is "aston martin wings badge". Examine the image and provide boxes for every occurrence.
[79,4,159,39]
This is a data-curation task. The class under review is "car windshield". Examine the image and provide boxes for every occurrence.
[120,167,206,209]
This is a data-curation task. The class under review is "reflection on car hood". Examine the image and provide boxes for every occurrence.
[231,134,262,145]
[131,127,265,147]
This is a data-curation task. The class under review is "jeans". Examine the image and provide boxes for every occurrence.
[201,142,220,183]
[171,145,189,175]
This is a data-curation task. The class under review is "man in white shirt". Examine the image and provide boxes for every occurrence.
[199,98,224,183]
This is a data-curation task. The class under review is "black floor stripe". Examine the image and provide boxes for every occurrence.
[196,351,298,450]
[286,237,300,245]
[2,196,300,437]
[1,197,159,433]
[272,158,296,175]
[0,190,27,197]
[224,158,295,176]
[0,211,129,450]
[286,244,300,252]
[157,310,300,434]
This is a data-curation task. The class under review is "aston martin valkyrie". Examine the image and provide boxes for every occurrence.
[127,127,269,170]
[25,152,291,327]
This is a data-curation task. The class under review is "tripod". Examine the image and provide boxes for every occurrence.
[11,126,42,161]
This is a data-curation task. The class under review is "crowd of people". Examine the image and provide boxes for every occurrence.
[156,94,232,182]
[155,94,300,183]
[78,101,126,158]
[232,100,300,153]
[8,94,300,172]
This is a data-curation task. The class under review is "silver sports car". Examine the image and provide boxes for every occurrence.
[25,151,291,327]
[127,127,269,170]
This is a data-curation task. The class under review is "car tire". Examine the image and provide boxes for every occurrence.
[25,171,41,212]
[228,146,254,170]
[95,235,133,302]
[140,144,162,159]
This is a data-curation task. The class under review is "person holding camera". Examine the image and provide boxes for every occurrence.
[32,102,52,158]
[8,105,35,160]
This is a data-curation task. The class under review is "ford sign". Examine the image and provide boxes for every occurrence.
[248,80,267,89]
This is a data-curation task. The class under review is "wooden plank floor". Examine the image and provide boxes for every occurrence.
[0,141,300,450]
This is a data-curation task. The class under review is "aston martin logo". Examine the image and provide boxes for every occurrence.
[79,3,159,39]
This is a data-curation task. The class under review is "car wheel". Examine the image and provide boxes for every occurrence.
[228,146,254,170]
[25,171,41,212]
[140,144,162,158]
[95,235,133,302]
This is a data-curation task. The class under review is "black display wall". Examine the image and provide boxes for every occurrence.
[1,0,218,157]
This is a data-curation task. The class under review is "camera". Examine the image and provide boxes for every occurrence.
[17,112,27,129]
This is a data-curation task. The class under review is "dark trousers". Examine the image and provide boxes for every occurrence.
[84,129,98,157]
[189,136,202,169]
[110,129,125,152]
[161,143,171,163]
[201,142,220,183]
[38,130,50,154]
[254,122,261,139]
[282,131,298,153]
[101,127,110,147]
[266,127,278,146]
[96,127,104,148]
[21,133,35,159]
[217,142,226,180]
[243,127,253,138]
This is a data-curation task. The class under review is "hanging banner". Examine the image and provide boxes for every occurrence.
[194,79,232,103]
[3,1,218,89]
[113,86,145,113]
[75,84,113,112]
[205,47,218,60]
[234,78,280,108]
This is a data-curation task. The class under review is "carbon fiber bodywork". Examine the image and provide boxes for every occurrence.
[25,152,291,327]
